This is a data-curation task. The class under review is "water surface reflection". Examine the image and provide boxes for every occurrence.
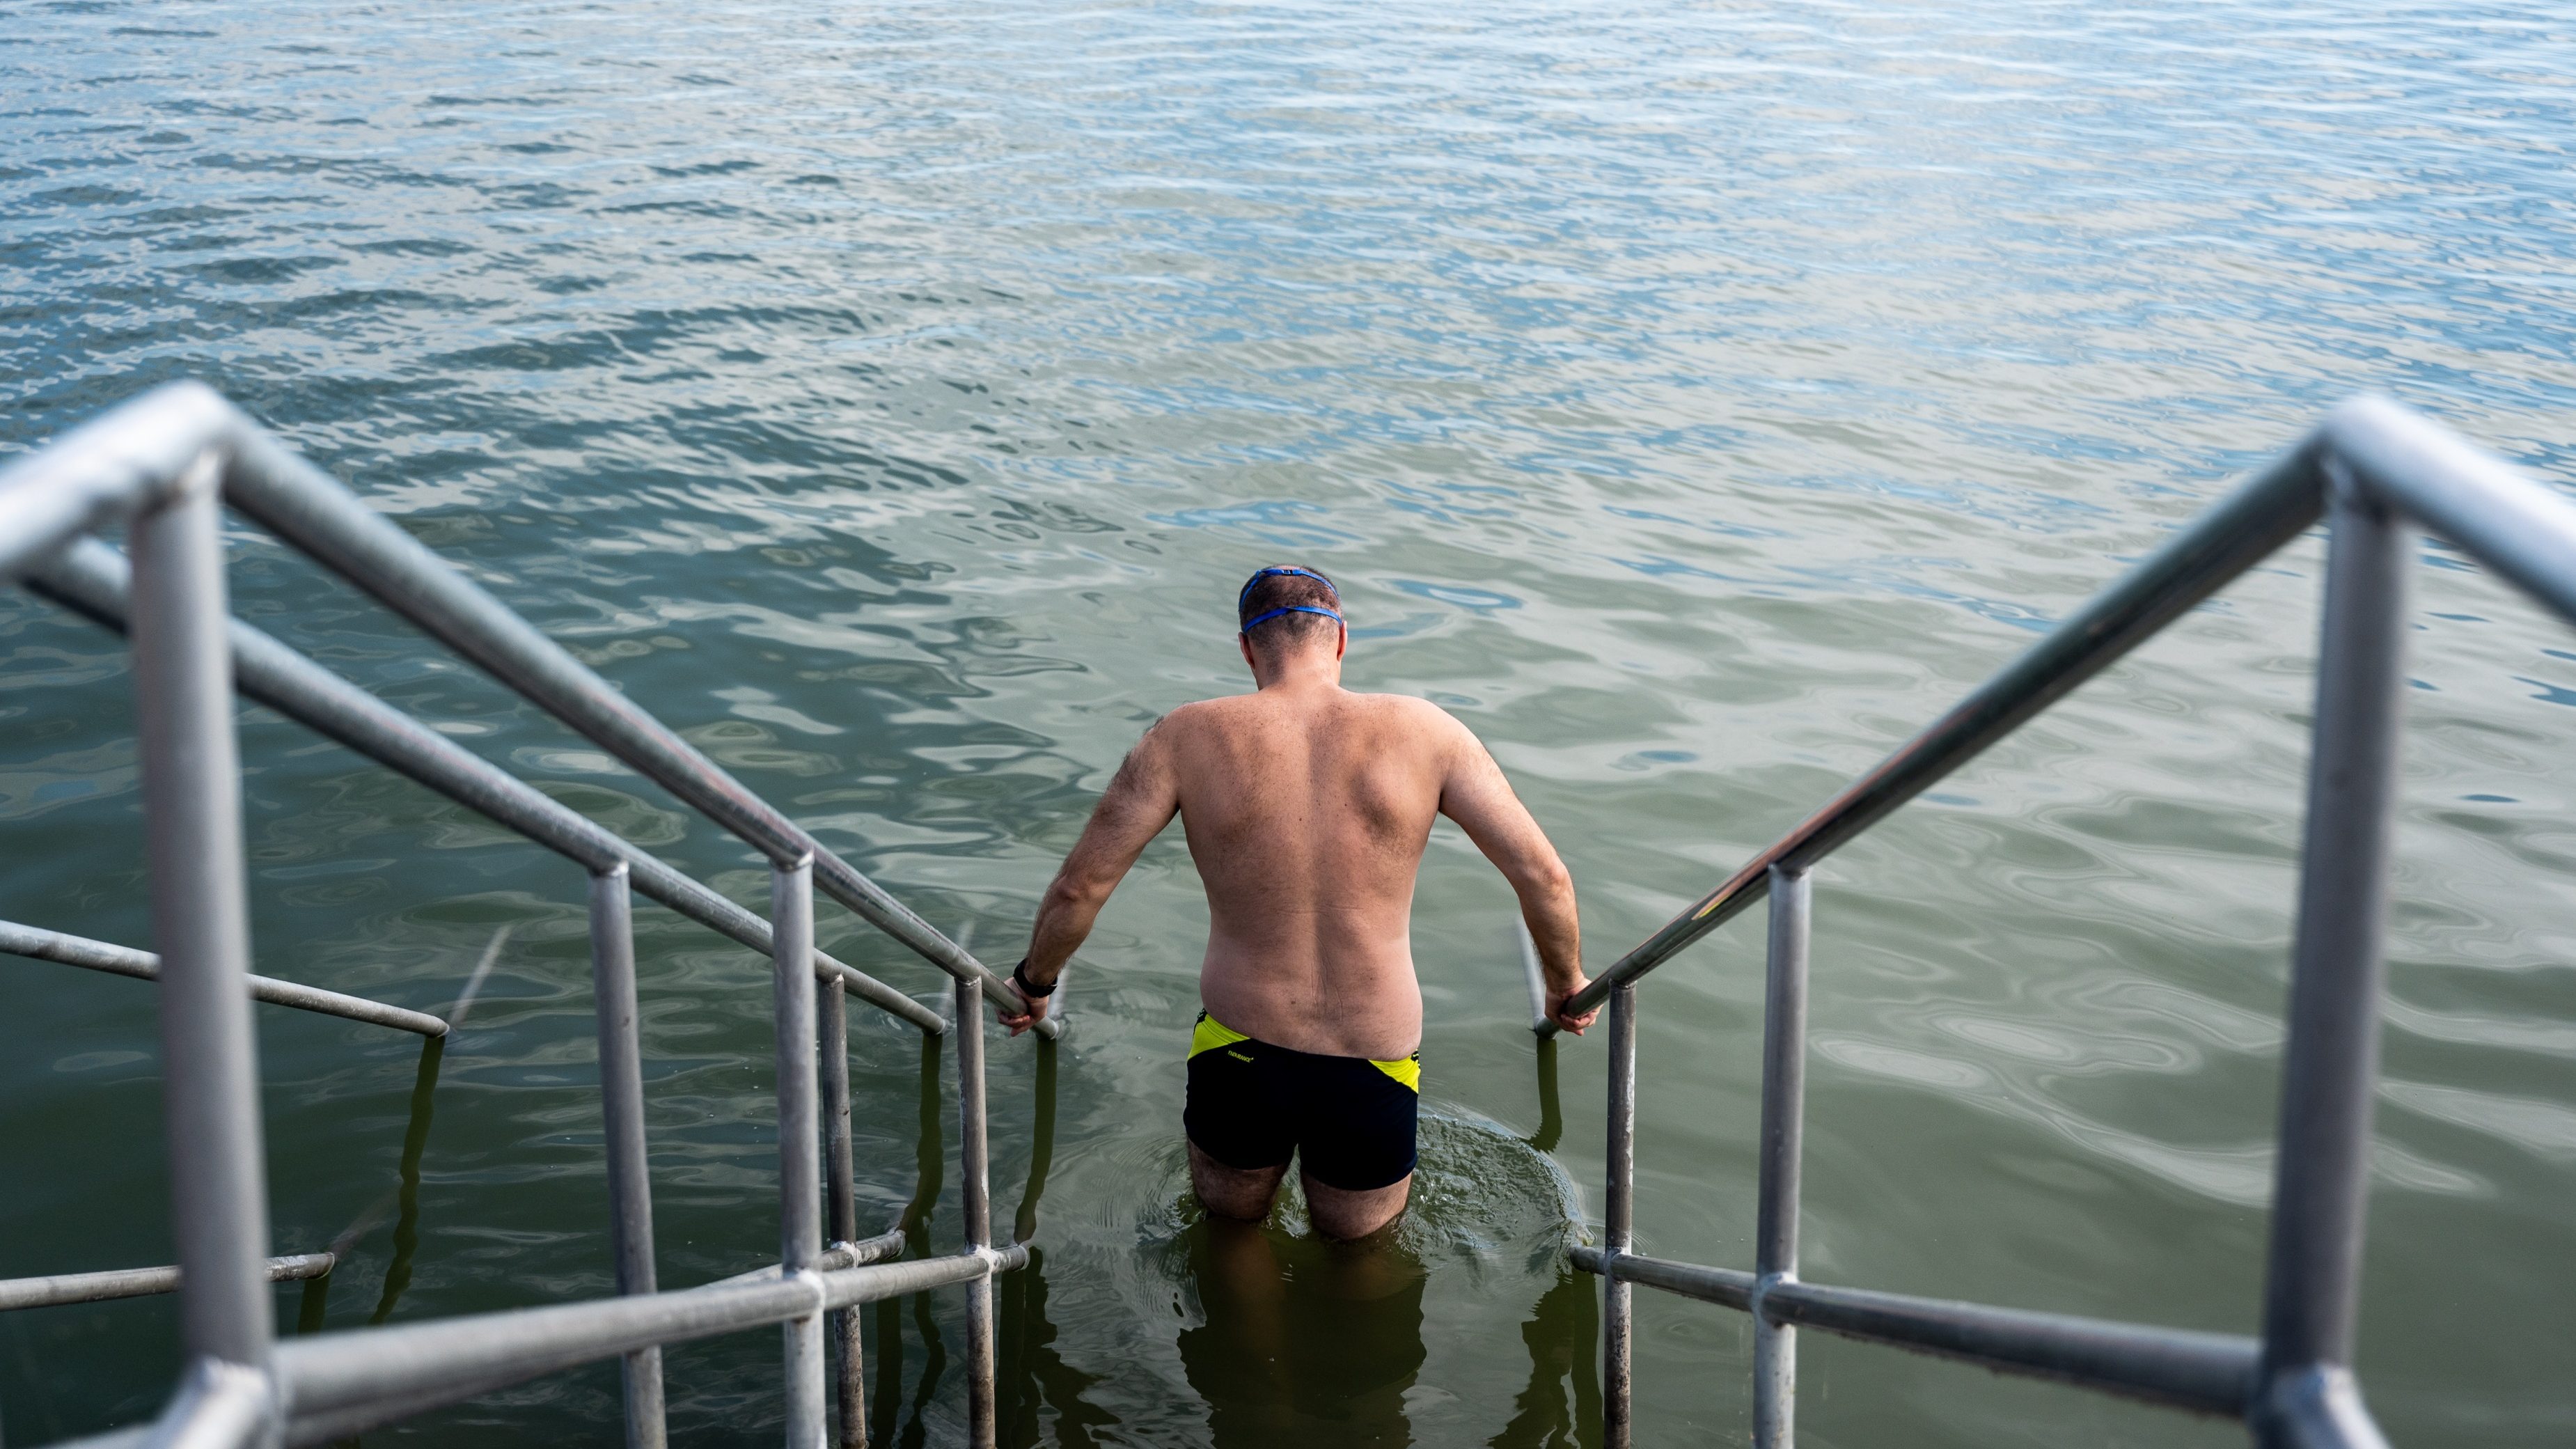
[1179,1219,1427,1447]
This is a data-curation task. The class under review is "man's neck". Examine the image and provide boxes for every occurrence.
[1250,652,1342,692]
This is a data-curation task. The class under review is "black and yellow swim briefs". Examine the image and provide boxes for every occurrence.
[1182,1010,1421,1193]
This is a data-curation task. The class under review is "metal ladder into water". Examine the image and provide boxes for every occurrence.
[1,384,2568,1448]
[1527,395,2575,1449]
[0,381,1055,1448]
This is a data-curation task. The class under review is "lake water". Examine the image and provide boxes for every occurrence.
[3,1,2573,1444]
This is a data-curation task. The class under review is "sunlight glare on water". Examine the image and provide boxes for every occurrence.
[3,0,2574,1443]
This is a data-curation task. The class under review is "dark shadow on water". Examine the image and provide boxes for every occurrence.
[998,1244,1117,1448]
[293,1268,333,1336]
[873,1031,945,1448]
[1489,1264,1603,1449]
[1491,1033,1601,1448]
[1177,1212,1429,1448]
[901,1287,948,1449]
[996,1037,1119,1445]
[1011,1037,1057,1248]
[368,1033,444,1325]
[306,1036,443,1448]
[1530,1036,1563,1155]
[297,1034,445,1339]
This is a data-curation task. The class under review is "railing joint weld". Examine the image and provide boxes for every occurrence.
[1750,1269,1796,1324]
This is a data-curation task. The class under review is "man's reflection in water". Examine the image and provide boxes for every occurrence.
[1177,1212,1429,1448]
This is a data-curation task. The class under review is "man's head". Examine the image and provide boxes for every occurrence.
[1236,564,1346,675]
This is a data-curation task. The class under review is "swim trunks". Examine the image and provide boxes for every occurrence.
[1183,1011,1421,1193]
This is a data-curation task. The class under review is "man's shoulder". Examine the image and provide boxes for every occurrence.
[1154,696,1238,728]
[1342,690,1472,744]
[1159,689,1461,738]
[1345,689,1459,720]
[1140,696,1246,746]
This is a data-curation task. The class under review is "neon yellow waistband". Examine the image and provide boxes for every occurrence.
[1190,1011,1420,1092]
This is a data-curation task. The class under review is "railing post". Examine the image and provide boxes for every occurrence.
[131,450,275,1382]
[820,971,868,1448]
[1603,980,1638,1449]
[955,975,998,1448]
[589,863,666,1449]
[1753,865,1812,1449]
[2254,463,2409,1448]
[774,855,826,1449]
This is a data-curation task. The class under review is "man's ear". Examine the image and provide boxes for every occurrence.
[1335,624,1348,661]
[1238,633,1256,672]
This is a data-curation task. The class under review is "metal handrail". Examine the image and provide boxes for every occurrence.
[273,1246,1030,1447]
[0,382,1055,1449]
[1555,395,2573,1449]
[1544,436,2324,1029]
[0,918,448,1037]
[0,1254,337,1315]
[28,539,943,1035]
[1564,1244,2260,1414]
[210,404,1044,1024]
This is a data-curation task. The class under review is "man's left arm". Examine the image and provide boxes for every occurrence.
[1001,716,1184,1034]
[1428,708,1596,1034]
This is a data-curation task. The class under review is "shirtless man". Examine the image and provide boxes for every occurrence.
[998,565,1596,1240]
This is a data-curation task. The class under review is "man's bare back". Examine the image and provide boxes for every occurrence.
[999,565,1595,1238]
[1168,685,1482,1060]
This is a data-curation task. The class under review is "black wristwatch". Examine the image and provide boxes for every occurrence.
[1010,957,1056,999]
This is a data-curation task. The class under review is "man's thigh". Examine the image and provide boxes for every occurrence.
[1190,1141,1288,1221]
[1303,1171,1410,1240]
[1184,1028,1298,1218]
[1291,1055,1420,1210]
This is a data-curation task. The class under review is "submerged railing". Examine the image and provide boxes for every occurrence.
[0,382,1065,1449]
[1531,395,2576,1448]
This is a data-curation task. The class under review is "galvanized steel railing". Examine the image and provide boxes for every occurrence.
[0,381,1062,1449]
[2,918,451,1039]
[1532,395,2576,1449]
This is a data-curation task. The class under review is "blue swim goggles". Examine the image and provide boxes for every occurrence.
[1237,565,1344,633]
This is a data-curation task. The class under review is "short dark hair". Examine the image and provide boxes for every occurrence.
[1236,565,1342,650]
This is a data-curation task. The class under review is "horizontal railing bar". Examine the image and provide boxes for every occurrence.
[276,1246,1027,1439]
[1761,1278,2258,1416]
[1568,1244,1753,1310]
[208,402,1050,1030]
[2327,393,2576,631]
[1555,436,2327,1026]
[0,919,446,1037]
[46,1239,986,1448]
[29,540,943,1038]
[1568,1247,2256,1416]
[0,1252,333,1313]
[707,1224,909,1289]
[0,383,233,583]
[833,1228,910,1268]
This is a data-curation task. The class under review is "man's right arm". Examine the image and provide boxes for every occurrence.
[1429,709,1596,1034]
[1002,714,1185,1033]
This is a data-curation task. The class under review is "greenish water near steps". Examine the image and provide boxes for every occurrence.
[4,1,2575,1444]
